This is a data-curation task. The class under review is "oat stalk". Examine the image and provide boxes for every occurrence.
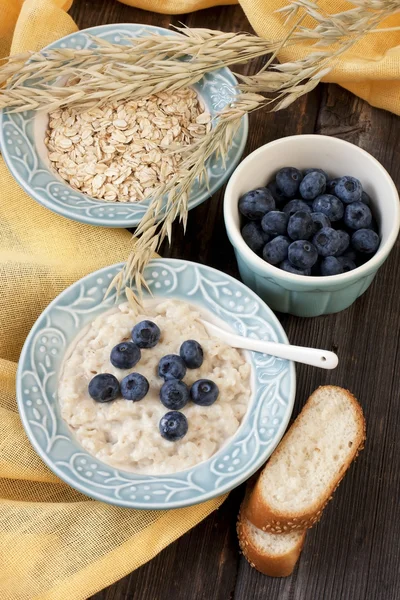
[109,0,399,305]
[0,0,398,307]
[0,30,280,113]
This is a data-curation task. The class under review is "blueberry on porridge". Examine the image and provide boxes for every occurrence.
[88,373,120,403]
[180,339,204,369]
[158,354,187,381]
[159,411,189,442]
[110,341,141,369]
[190,379,219,406]
[160,379,190,410]
[120,372,149,402]
[132,320,161,349]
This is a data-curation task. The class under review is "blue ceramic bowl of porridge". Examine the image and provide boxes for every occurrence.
[16,259,295,509]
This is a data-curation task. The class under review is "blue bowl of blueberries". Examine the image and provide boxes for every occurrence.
[224,135,400,317]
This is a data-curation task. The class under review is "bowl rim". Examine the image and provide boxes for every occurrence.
[224,134,400,286]
[16,258,296,509]
[0,23,249,228]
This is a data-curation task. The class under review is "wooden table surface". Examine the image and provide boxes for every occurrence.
[69,2,400,599]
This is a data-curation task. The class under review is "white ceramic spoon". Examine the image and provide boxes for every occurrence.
[200,320,338,370]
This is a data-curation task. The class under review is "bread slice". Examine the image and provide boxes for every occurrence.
[237,513,306,577]
[245,386,366,533]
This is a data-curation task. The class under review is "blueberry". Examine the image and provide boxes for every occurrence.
[320,256,344,276]
[158,354,187,381]
[344,202,372,230]
[342,248,357,262]
[282,199,311,217]
[352,229,380,254]
[132,320,161,349]
[110,342,141,370]
[267,181,287,205]
[276,167,303,198]
[338,256,357,272]
[287,211,314,241]
[242,222,270,254]
[288,240,318,269]
[299,172,326,200]
[261,211,288,236]
[361,191,371,206]
[303,168,329,180]
[280,259,311,276]
[262,235,290,265]
[334,176,362,203]
[336,230,350,256]
[159,411,188,441]
[311,212,331,234]
[160,379,190,410]
[313,227,341,257]
[120,373,149,401]
[180,340,203,369]
[88,373,119,403]
[312,194,344,222]
[238,188,275,220]
[326,178,341,195]
[190,379,219,406]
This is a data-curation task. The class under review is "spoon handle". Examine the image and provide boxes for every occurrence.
[231,335,337,369]
[200,321,338,369]
[250,340,338,369]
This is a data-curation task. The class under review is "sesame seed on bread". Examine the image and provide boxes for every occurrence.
[244,386,366,533]
[237,512,306,577]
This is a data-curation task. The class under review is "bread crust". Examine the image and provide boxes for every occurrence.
[237,513,306,577]
[245,386,366,533]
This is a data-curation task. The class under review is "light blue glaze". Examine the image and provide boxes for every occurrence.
[0,24,248,228]
[235,249,378,317]
[17,259,295,509]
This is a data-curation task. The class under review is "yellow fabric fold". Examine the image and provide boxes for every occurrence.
[0,2,225,599]
[118,0,236,13]
[238,0,400,115]
[122,0,400,115]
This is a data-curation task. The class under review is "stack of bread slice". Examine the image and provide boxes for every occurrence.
[237,386,366,577]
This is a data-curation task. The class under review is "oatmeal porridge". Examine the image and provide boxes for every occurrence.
[58,299,251,475]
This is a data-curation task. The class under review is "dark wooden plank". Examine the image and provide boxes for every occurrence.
[69,0,172,29]
[234,85,400,600]
[67,3,400,600]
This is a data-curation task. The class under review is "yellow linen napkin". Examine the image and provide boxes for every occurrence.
[120,0,400,116]
[0,2,226,599]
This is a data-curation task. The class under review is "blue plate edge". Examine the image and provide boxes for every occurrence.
[16,259,295,509]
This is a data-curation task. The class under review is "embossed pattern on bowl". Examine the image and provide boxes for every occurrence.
[0,24,248,228]
[17,259,295,509]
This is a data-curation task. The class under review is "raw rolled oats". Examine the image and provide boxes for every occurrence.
[45,88,211,203]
